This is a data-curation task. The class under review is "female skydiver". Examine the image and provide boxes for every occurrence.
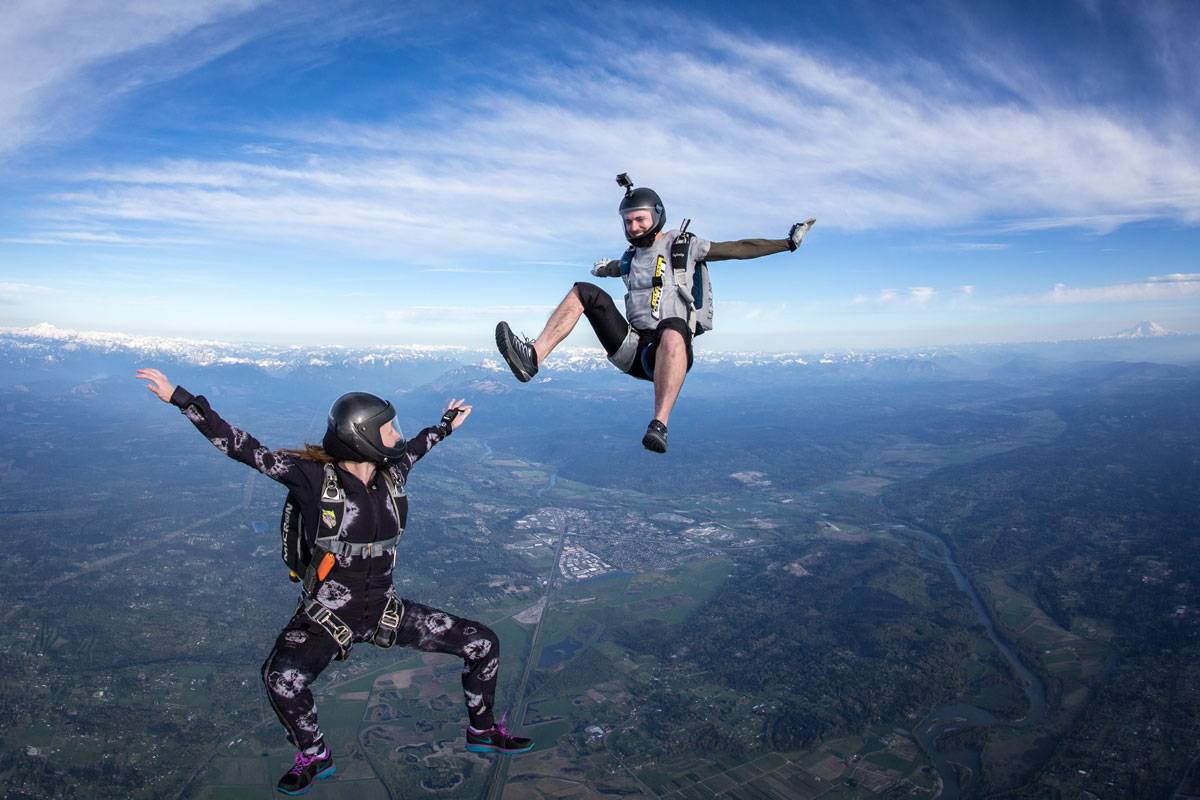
[136,368,532,796]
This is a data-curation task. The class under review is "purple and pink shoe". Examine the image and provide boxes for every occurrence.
[466,712,534,754]
[276,744,335,795]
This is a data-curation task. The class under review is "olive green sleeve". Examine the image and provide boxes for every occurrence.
[705,238,791,262]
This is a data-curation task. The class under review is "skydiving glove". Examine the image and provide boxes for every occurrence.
[788,218,816,252]
[591,259,618,277]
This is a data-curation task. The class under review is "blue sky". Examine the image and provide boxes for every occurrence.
[1,0,1198,350]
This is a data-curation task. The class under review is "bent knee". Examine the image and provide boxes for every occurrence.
[656,317,690,340]
[659,328,684,345]
[262,650,290,687]
[464,625,500,662]
[573,281,606,310]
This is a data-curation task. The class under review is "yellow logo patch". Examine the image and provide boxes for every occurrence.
[321,509,337,529]
[651,254,665,312]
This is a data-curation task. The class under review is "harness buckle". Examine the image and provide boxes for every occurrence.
[305,601,353,658]
[380,606,401,631]
[373,596,404,648]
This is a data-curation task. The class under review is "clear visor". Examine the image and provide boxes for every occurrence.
[621,206,658,231]
[389,418,405,441]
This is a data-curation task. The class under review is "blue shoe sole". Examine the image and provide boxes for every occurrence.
[276,763,336,795]
[466,743,535,755]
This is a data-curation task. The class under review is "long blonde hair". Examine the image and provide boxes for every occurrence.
[279,444,336,463]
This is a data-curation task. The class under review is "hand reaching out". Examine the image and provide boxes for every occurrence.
[442,398,473,431]
[136,368,175,403]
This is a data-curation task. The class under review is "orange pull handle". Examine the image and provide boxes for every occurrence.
[316,552,336,582]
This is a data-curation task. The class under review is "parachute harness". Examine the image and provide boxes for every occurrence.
[290,463,408,659]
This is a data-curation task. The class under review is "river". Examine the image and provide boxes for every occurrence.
[894,521,1047,798]
[536,470,558,497]
[485,439,1039,795]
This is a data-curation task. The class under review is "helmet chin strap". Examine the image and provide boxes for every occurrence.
[628,229,658,248]
[357,439,407,466]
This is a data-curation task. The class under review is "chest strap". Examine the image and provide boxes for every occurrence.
[315,465,406,544]
[317,534,400,559]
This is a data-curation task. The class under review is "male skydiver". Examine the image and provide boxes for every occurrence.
[495,175,814,453]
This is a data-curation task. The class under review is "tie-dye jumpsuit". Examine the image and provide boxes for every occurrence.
[169,387,502,750]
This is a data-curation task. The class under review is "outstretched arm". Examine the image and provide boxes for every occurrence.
[590,258,622,277]
[706,219,816,262]
[136,367,308,489]
[389,398,472,482]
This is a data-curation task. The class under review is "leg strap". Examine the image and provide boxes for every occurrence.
[373,594,405,648]
[303,600,353,661]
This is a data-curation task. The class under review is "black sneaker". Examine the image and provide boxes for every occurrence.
[465,714,534,755]
[495,322,539,382]
[276,745,335,795]
[642,419,668,453]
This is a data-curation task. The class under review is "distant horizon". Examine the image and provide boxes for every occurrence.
[4,319,1195,360]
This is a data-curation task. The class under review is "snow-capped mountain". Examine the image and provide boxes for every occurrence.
[3,322,1191,390]
[0,322,946,374]
[0,323,476,371]
[1108,321,1172,339]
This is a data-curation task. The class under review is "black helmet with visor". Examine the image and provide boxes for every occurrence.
[322,392,406,464]
[617,173,665,248]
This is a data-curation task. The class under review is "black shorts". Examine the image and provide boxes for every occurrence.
[574,282,694,382]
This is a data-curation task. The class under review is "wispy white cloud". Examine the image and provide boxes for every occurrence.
[419,267,521,274]
[860,287,938,307]
[1,230,206,247]
[858,273,1200,308]
[10,5,1198,261]
[924,242,1011,252]
[0,282,56,303]
[0,0,268,158]
[909,287,937,305]
[1035,272,1200,305]
[719,300,788,323]
[0,1,423,161]
[383,304,554,323]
